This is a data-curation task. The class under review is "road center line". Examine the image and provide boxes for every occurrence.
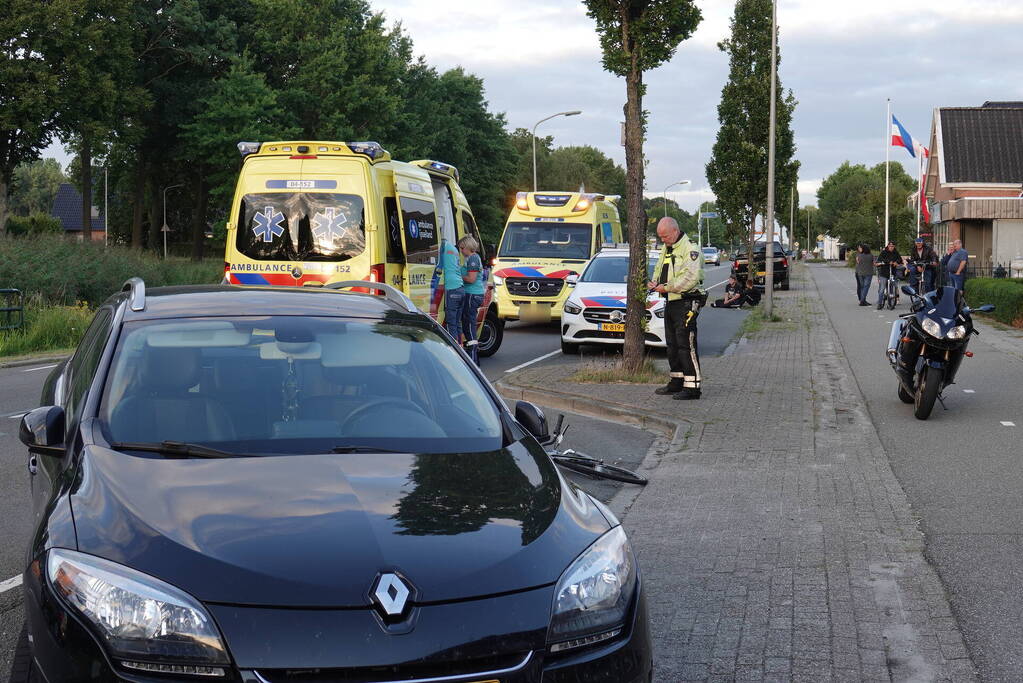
[505,349,562,374]
[22,363,58,373]
[0,574,22,594]
[963,389,975,394]
[1001,421,1016,427]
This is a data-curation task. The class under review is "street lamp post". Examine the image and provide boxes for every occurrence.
[162,183,184,259]
[763,0,779,317]
[532,110,582,192]
[662,180,690,218]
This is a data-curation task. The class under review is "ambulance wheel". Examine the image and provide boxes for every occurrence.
[561,339,580,355]
[477,311,503,357]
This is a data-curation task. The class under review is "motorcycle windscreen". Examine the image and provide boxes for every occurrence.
[391,170,440,316]
[928,286,963,320]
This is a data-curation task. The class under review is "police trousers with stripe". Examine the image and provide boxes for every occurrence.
[664,298,702,391]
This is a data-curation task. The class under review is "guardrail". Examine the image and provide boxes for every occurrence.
[1,289,24,331]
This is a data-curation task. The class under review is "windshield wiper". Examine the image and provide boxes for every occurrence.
[111,441,248,459]
[330,445,406,454]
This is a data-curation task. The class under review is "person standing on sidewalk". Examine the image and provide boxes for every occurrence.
[946,239,969,290]
[874,241,902,309]
[458,235,485,356]
[440,238,465,342]
[649,217,705,400]
[855,244,874,306]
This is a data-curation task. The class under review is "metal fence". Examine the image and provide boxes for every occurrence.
[1,289,24,331]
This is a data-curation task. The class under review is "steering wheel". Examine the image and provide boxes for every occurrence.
[340,398,429,433]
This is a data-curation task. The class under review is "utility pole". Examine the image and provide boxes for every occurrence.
[532,110,581,192]
[162,183,184,259]
[662,180,690,218]
[763,0,778,316]
[104,167,108,248]
[789,185,794,252]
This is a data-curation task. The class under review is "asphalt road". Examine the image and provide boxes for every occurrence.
[811,263,1023,681]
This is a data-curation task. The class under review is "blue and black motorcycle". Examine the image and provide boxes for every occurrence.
[886,285,994,420]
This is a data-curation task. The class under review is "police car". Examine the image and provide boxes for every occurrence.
[560,248,665,354]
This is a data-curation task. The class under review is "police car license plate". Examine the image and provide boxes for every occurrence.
[600,323,625,332]
[756,270,767,277]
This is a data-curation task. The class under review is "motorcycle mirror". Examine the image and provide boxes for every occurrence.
[900,285,917,297]
[977,304,995,313]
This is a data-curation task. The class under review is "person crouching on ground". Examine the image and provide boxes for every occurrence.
[458,236,485,351]
[711,275,743,308]
[649,217,706,401]
[740,278,762,307]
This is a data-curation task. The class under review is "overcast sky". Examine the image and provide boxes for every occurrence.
[368,0,1023,211]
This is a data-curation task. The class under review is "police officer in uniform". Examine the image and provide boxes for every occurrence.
[649,217,706,400]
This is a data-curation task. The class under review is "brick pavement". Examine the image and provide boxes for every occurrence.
[505,264,976,682]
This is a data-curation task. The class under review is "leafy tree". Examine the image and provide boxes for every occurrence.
[706,0,799,253]
[816,161,916,251]
[9,158,66,216]
[584,0,702,372]
[0,0,61,234]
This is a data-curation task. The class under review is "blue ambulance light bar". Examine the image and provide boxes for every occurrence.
[346,141,389,160]
[428,161,460,182]
[237,141,260,158]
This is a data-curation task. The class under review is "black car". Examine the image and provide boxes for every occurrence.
[13,279,651,682]
[731,241,790,290]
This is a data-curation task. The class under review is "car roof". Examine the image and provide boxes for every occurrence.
[113,285,425,323]
[594,248,659,258]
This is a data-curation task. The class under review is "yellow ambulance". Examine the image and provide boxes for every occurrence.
[492,191,622,322]
[224,141,502,355]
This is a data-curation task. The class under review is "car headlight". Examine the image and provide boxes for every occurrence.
[653,306,665,319]
[563,300,582,315]
[47,548,230,676]
[548,526,636,653]
[493,275,504,286]
[921,318,942,338]
[947,324,967,339]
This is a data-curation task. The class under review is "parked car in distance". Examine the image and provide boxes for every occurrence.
[12,278,652,683]
[731,240,790,290]
[701,246,721,266]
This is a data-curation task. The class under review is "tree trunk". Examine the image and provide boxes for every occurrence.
[0,178,8,236]
[131,158,144,249]
[191,168,207,262]
[622,32,647,374]
[147,180,160,255]
[80,135,92,241]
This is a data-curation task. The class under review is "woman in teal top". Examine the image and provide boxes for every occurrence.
[440,238,465,341]
[458,236,485,348]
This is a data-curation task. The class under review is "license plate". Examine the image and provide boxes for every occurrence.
[600,323,625,332]
[756,271,767,277]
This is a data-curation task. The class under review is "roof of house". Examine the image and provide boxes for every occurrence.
[50,183,105,232]
[939,107,1023,184]
[982,101,1023,109]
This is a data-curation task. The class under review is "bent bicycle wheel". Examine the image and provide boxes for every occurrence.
[553,456,648,485]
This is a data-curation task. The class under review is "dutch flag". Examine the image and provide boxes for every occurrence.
[891,115,915,158]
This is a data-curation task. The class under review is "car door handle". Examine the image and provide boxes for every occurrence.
[28,455,38,476]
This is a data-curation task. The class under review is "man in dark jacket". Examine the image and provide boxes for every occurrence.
[907,238,938,294]
[874,241,902,309]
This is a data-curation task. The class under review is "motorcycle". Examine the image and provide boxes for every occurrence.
[886,284,994,419]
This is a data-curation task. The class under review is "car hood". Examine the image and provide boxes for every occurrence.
[69,441,609,607]
[568,283,661,310]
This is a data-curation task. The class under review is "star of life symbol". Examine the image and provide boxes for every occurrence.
[312,207,348,242]
[252,206,285,243]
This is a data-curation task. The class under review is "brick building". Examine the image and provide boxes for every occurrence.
[922,102,1023,273]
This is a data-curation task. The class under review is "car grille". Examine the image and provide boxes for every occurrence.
[253,651,532,682]
[582,307,652,324]
[506,277,564,297]
[571,330,661,342]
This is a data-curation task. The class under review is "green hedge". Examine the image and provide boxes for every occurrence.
[6,213,63,236]
[964,277,1023,327]
[0,234,222,307]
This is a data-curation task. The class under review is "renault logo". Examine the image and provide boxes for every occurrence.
[610,310,625,323]
[372,573,410,616]
[526,280,541,294]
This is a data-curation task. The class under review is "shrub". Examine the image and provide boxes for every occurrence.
[0,302,93,357]
[6,213,63,237]
[964,277,1023,327]
[0,234,222,307]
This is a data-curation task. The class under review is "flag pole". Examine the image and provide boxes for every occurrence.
[915,150,922,238]
[885,98,890,246]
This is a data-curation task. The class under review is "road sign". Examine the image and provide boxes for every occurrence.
[700,212,719,219]
[161,224,171,233]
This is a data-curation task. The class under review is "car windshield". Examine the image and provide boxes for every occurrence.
[736,243,784,257]
[236,192,366,262]
[581,256,658,283]
[702,248,716,254]
[499,222,592,259]
[99,316,503,454]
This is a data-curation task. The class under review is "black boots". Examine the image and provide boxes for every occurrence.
[673,389,701,400]
[655,382,683,395]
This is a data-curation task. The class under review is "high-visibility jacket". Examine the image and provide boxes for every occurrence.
[654,235,704,301]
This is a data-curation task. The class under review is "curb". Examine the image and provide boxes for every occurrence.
[0,354,69,370]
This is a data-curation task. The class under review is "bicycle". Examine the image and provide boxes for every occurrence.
[878,265,900,310]
[540,415,648,486]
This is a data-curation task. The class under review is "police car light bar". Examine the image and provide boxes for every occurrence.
[237,141,260,157]
[346,142,388,160]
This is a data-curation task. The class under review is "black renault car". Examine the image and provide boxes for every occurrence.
[12,279,651,682]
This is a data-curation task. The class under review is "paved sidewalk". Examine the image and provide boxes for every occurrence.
[502,265,976,682]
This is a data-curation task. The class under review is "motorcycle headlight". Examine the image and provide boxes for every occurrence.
[563,300,582,315]
[548,526,636,653]
[47,548,230,676]
[947,325,967,340]
[493,275,504,286]
[921,318,942,338]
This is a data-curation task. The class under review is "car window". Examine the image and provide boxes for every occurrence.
[99,316,503,454]
[581,256,658,283]
[236,192,366,262]
[65,308,112,429]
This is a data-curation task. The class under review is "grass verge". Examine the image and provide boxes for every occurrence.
[568,358,662,384]
[0,303,93,357]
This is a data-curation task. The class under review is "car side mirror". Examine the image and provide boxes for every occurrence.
[565,274,579,287]
[901,285,917,297]
[515,401,549,443]
[19,406,66,456]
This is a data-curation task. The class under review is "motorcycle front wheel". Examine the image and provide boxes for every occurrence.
[914,366,943,420]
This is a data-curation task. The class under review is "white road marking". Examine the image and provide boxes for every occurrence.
[22,363,58,373]
[1001,421,1016,427]
[0,574,22,594]
[963,389,975,394]
[7,413,27,420]
[505,349,562,374]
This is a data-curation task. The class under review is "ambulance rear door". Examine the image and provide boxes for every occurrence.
[391,167,441,316]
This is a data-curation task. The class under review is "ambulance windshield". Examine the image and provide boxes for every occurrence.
[499,222,592,259]
[237,193,366,261]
